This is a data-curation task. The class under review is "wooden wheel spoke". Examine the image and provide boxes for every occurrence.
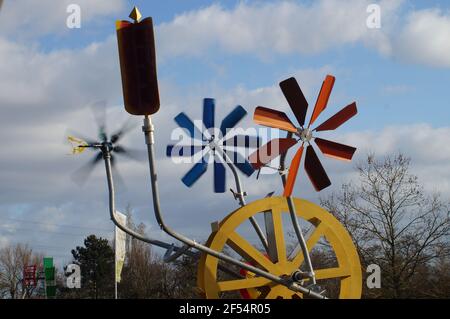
[315,267,351,280]
[227,232,281,274]
[217,277,272,292]
[288,222,327,271]
[264,207,287,264]
[263,286,285,299]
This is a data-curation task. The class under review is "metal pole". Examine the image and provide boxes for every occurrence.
[286,196,316,284]
[102,148,198,259]
[114,233,118,299]
[141,116,325,299]
[279,132,316,284]
[211,141,269,252]
[103,147,242,279]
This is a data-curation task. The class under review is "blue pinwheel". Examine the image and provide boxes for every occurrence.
[167,98,261,193]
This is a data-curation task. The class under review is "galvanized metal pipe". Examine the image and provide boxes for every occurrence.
[279,132,316,284]
[211,141,269,252]
[103,148,198,258]
[286,196,316,285]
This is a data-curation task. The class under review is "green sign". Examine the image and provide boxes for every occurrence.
[43,257,56,298]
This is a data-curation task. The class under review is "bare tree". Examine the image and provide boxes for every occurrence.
[322,153,450,298]
[118,208,200,298]
[0,243,43,299]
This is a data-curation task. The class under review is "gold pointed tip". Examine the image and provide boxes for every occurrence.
[129,6,142,23]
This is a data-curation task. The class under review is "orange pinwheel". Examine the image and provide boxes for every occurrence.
[249,75,358,196]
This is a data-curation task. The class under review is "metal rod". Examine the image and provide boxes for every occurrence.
[278,132,292,187]
[286,196,316,285]
[142,116,325,299]
[279,132,316,285]
[103,148,198,259]
[103,145,243,279]
[212,142,269,252]
[114,235,118,299]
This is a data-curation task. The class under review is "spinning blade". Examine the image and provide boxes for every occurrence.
[214,159,226,193]
[175,113,203,139]
[111,118,138,143]
[71,152,103,186]
[283,145,304,197]
[229,151,255,176]
[304,145,331,191]
[254,107,297,133]
[203,98,215,131]
[308,75,335,127]
[113,145,147,162]
[315,102,357,132]
[182,157,209,187]
[314,138,356,161]
[90,100,108,142]
[220,105,247,137]
[69,105,142,187]
[248,138,297,170]
[279,77,309,127]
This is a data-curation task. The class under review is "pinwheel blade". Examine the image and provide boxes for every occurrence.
[71,152,103,186]
[113,145,147,162]
[182,158,208,187]
[248,138,297,170]
[223,135,261,149]
[283,145,304,197]
[111,117,138,143]
[305,145,331,191]
[174,112,203,139]
[166,145,205,157]
[214,160,226,193]
[203,98,215,130]
[90,100,108,142]
[229,151,255,176]
[308,75,335,127]
[220,105,247,137]
[280,77,309,127]
[314,102,357,132]
[254,107,297,133]
[314,138,356,161]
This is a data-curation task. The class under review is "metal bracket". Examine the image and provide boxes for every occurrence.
[163,243,192,263]
[230,188,247,201]
[278,168,289,176]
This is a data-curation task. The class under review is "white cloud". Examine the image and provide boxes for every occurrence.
[328,124,450,197]
[393,8,450,67]
[0,0,125,38]
[156,0,450,68]
[157,0,392,58]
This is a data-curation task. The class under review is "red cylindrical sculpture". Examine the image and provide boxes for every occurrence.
[116,18,160,115]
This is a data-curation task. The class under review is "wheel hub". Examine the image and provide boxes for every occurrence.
[298,128,313,143]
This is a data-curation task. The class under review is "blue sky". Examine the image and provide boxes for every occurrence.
[0,0,449,266]
[30,0,449,130]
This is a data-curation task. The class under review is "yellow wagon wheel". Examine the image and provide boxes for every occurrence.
[197,196,362,299]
